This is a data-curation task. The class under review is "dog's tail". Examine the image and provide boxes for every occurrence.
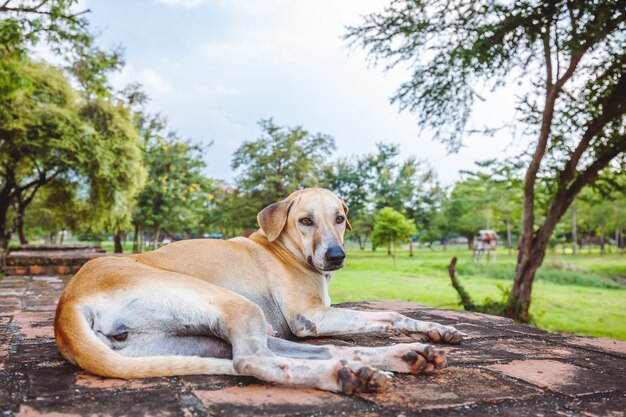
[54,303,237,379]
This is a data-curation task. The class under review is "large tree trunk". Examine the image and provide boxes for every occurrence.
[152,226,160,250]
[132,224,139,254]
[114,228,123,253]
[600,231,605,255]
[16,202,28,245]
[387,242,391,256]
[507,241,547,322]
[0,178,16,273]
[15,190,34,245]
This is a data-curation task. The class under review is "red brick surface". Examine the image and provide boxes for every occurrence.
[0,277,625,416]
[6,249,123,276]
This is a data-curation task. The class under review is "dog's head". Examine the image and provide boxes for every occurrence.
[257,188,352,272]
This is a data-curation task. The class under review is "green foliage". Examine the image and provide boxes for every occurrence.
[0,0,111,71]
[23,179,78,237]
[0,56,145,252]
[77,97,146,232]
[371,207,417,261]
[0,0,140,262]
[231,118,336,230]
[346,0,626,153]
[321,142,435,250]
[425,160,525,248]
[133,119,213,238]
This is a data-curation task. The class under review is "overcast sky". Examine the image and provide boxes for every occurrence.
[74,0,526,185]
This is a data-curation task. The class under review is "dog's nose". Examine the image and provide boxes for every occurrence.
[325,246,345,263]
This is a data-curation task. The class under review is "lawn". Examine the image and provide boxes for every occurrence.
[331,242,626,340]
[102,240,626,340]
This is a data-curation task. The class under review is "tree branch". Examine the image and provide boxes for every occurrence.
[559,68,626,188]
[534,137,626,246]
[566,0,578,36]
[542,29,553,91]
[448,257,475,311]
[0,1,89,20]
[564,140,626,207]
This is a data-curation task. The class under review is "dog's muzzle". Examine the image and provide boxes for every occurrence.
[323,246,345,270]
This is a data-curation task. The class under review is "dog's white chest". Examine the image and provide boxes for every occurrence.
[322,273,333,307]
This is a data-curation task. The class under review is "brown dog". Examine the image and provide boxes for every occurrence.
[54,188,463,394]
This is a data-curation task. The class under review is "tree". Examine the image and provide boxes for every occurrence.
[346,0,626,322]
[0,56,145,264]
[1,0,138,263]
[321,156,370,220]
[371,207,417,266]
[349,212,375,250]
[22,179,78,243]
[320,156,373,249]
[0,58,84,263]
[0,0,91,53]
[322,143,435,250]
[457,161,524,253]
[132,127,212,251]
[232,119,336,229]
[78,96,146,252]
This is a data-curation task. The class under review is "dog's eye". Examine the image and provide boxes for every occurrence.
[299,217,313,226]
[335,216,345,224]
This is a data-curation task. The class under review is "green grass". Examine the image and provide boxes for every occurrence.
[331,243,626,340]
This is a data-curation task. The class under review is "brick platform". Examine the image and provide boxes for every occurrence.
[0,275,624,416]
[5,245,116,276]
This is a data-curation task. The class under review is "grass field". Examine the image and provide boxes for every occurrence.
[332,242,626,340]
[98,240,626,340]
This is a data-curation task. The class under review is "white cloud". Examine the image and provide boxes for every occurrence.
[109,64,172,95]
[109,63,134,89]
[139,69,173,93]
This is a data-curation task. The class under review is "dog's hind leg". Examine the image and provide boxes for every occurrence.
[267,337,446,375]
[58,270,391,394]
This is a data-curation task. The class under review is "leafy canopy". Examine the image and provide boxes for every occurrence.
[371,207,418,252]
[346,0,626,154]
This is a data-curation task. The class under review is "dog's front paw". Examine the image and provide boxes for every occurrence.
[400,343,447,374]
[404,323,465,344]
[422,324,465,344]
[336,360,392,395]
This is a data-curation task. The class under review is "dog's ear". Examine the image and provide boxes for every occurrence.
[258,200,292,241]
[341,200,352,231]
